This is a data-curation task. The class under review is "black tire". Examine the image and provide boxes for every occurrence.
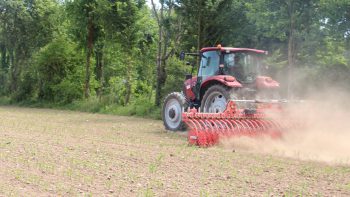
[201,85,239,113]
[162,92,188,131]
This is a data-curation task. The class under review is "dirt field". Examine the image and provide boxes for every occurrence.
[1,106,350,196]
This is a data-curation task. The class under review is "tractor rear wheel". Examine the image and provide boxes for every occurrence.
[162,92,188,131]
[201,85,239,113]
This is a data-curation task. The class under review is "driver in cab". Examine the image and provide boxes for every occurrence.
[222,54,244,81]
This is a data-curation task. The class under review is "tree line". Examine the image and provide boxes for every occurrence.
[0,0,349,110]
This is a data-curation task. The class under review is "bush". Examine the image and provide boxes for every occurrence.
[0,96,10,105]
[33,35,84,103]
[163,57,191,96]
[100,96,161,119]
[0,69,8,96]
[61,96,161,119]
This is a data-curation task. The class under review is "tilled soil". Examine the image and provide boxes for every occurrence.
[0,106,349,196]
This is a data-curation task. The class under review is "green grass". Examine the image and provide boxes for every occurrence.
[0,96,161,119]
[0,96,10,105]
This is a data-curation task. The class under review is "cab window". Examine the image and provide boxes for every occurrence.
[199,50,220,78]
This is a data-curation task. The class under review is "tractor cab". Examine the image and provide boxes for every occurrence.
[182,46,279,104]
[199,47,267,83]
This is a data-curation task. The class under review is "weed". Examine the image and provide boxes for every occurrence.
[149,163,157,173]
[149,154,164,173]
[344,182,350,191]
[143,187,155,197]
[264,188,273,197]
[199,189,210,197]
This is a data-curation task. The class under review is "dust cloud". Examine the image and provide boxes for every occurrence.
[221,90,350,165]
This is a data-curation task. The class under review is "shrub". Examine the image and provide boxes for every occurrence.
[33,35,84,103]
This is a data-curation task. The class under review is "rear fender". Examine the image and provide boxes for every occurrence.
[201,75,242,89]
[255,76,279,89]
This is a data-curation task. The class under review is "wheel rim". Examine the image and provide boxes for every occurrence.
[204,91,227,113]
[164,98,182,129]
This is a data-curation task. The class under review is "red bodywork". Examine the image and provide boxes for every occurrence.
[184,77,197,101]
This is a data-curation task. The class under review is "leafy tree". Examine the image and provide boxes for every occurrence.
[175,0,239,50]
[66,0,142,100]
[151,0,183,106]
[246,0,318,97]
[0,0,59,95]
[319,0,350,41]
[66,0,99,98]
[33,35,84,103]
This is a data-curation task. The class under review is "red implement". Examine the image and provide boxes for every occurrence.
[182,100,290,147]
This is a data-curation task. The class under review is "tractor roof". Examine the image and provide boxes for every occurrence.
[200,47,266,54]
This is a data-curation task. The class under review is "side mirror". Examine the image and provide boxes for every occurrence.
[179,51,185,60]
[185,74,192,80]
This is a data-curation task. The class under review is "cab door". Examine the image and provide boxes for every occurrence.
[194,50,220,99]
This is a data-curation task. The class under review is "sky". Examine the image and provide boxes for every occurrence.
[146,0,160,8]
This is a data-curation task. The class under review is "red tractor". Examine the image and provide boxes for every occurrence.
[162,45,281,131]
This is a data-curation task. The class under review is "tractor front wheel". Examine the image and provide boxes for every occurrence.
[162,92,188,131]
[201,85,239,113]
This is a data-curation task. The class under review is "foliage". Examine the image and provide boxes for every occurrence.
[33,36,85,103]
[0,0,349,118]
[0,0,60,93]
[163,56,191,95]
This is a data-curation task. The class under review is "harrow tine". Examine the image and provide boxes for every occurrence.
[233,120,244,136]
[240,119,251,136]
[187,119,199,145]
[221,120,230,136]
[210,119,221,145]
[255,119,266,131]
[216,120,228,143]
[223,119,234,137]
[196,119,207,146]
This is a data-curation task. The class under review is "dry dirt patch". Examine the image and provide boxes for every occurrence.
[1,106,350,196]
